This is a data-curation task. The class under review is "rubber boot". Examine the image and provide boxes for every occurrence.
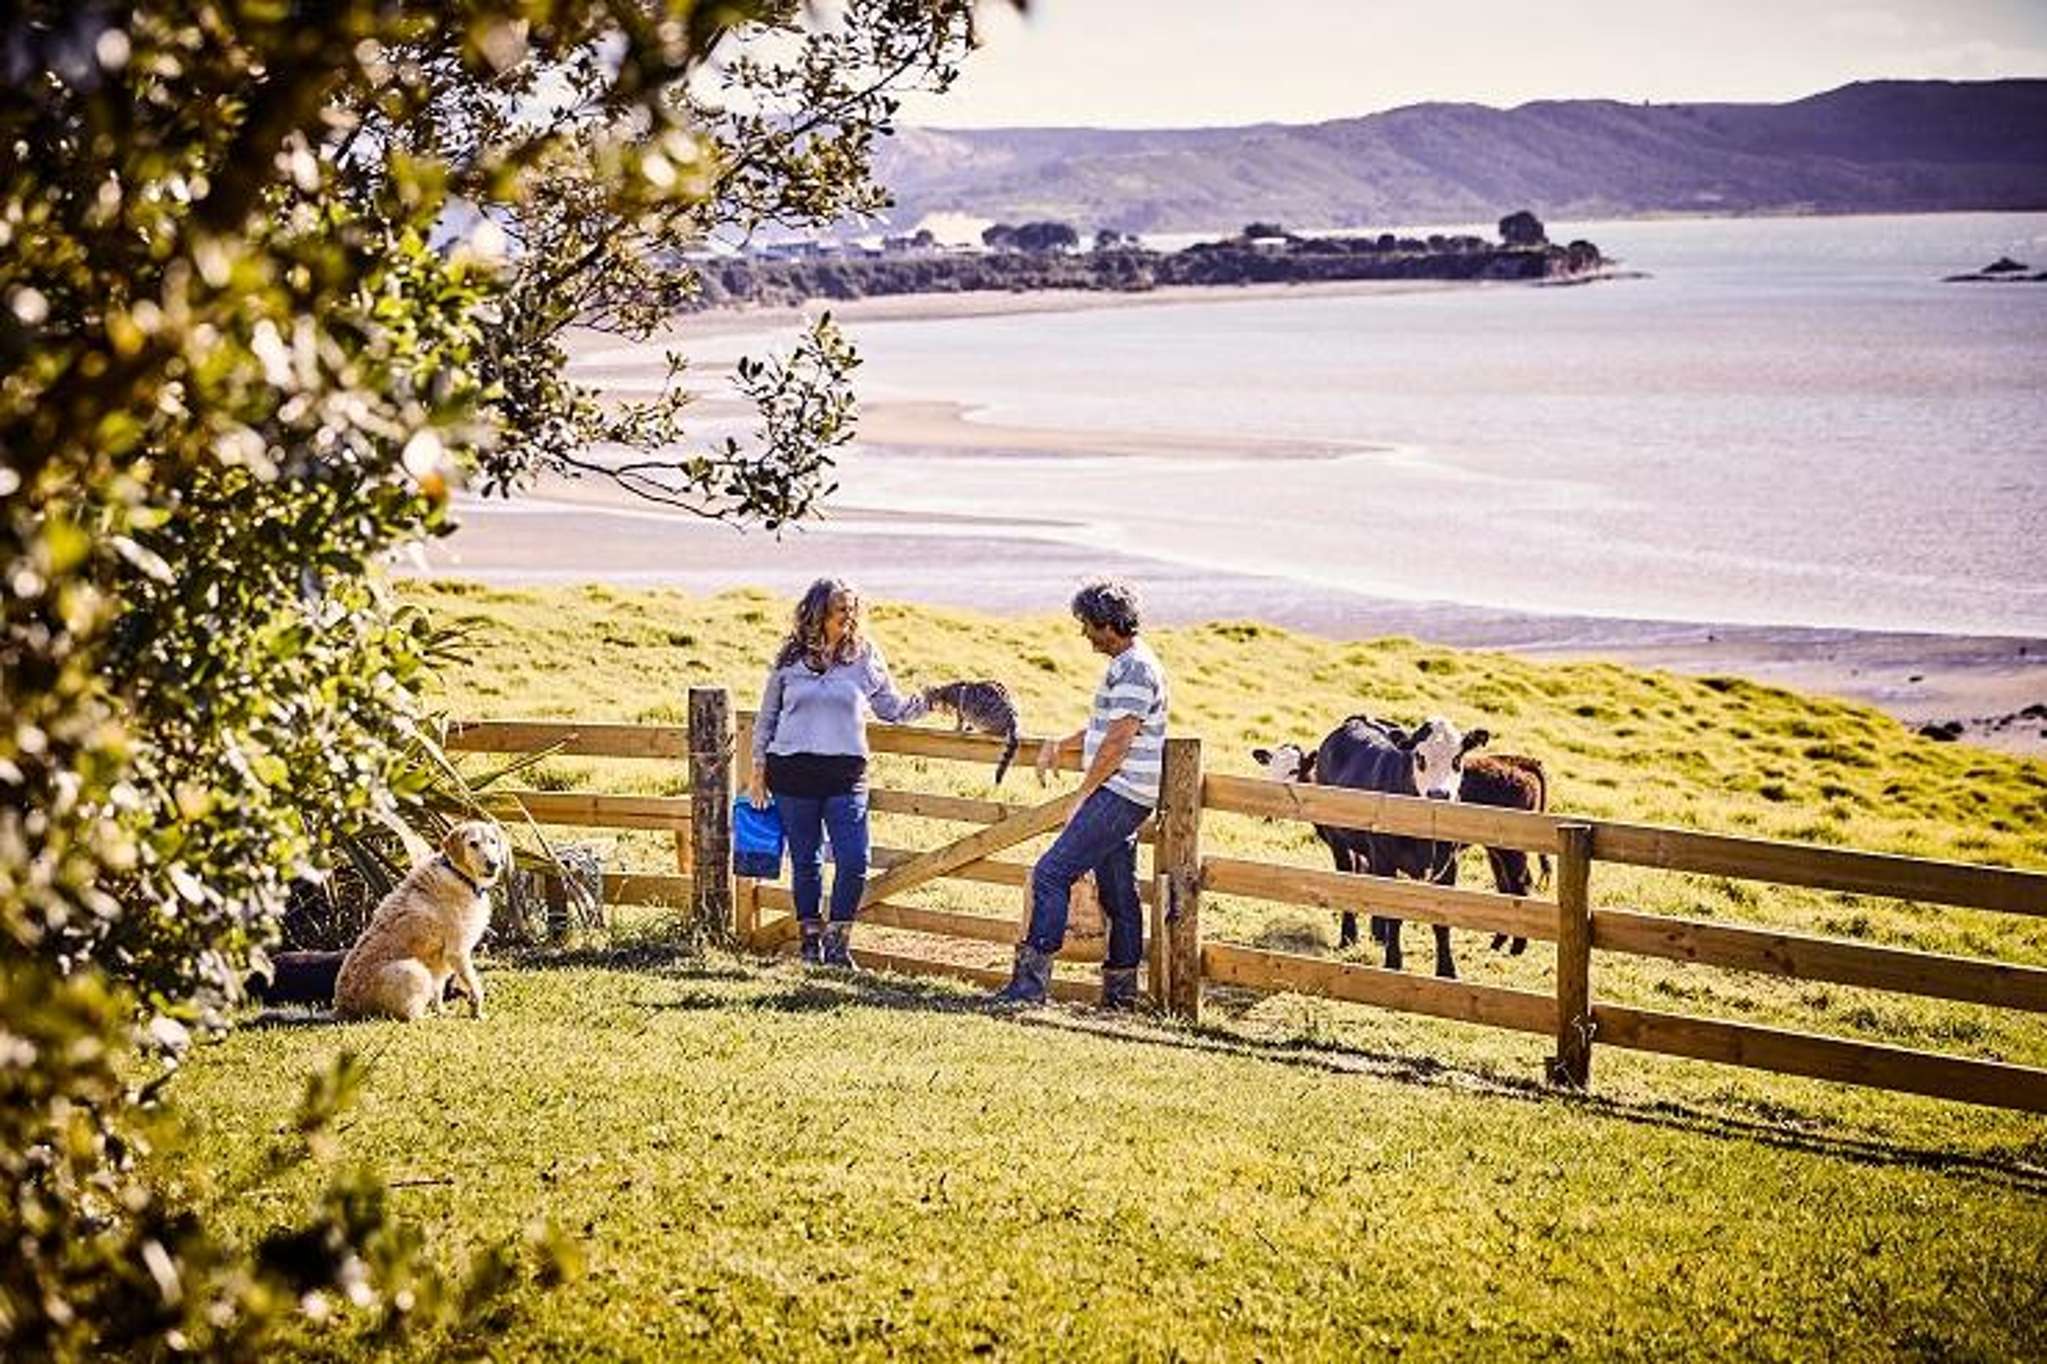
[990,942,1053,1008]
[821,920,858,970]
[799,919,825,966]
[1099,965,1142,1012]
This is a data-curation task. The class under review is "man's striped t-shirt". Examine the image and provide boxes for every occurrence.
[1083,638,1169,808]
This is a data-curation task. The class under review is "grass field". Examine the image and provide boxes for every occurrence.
[158,581,2047,1358]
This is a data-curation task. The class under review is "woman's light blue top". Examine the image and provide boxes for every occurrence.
[751,642,927,765]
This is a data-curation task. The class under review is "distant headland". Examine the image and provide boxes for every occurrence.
[686,211,1609,310]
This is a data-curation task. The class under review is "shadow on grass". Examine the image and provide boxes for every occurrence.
[1028,1006,2047,1197]
[639,964,1000,1018]
[497,940,750,979]
[509,943,2047,1195]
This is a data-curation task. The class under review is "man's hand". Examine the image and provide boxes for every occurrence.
[1035,737,1060,786]
[747,769,768,809]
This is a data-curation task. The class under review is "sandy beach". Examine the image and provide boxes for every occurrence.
[419,278,2047,758]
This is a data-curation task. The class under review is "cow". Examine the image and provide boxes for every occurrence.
[1250,716,1549,973]
[1248,714,1487,977]
[1455,752,1551,954]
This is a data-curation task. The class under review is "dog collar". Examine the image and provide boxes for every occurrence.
[437,853,485,897]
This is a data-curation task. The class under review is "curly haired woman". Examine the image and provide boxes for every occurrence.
[749,578,927,967]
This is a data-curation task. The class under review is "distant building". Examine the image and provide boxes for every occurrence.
[756,239,836,260]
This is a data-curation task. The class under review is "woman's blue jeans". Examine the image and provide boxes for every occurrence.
[1026,788,1152,969]
[778,789,870,924]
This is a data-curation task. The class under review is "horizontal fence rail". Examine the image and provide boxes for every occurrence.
[448,719,688,760]
[1587,821,2045,918]
[1203,856,1554,945]
[1204,772,1557,852]
[1593,908,2047,1013]
[453,709,2047,1113]
[1204,944,1556,1035]
[1206,774,2047,917]
[605,873,692,905]
[869,788,1156,844]
[481,790,691,831]
[1593,1003,2047,1114]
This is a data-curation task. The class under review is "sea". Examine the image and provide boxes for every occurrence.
[470,213,2047,640]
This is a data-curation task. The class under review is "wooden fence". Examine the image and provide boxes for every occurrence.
[447,690,2047,1114]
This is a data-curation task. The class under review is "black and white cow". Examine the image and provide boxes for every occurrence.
[1250,714,1489,977]
[1251,715,1549,974]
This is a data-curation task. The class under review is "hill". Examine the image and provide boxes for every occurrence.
[872,80,2047,232]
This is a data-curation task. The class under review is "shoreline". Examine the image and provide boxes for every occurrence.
[588,277,1503,344]
[410,487,2045,758]
[530,267,2046,759]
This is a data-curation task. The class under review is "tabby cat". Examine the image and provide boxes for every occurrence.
[922,680,1022,784]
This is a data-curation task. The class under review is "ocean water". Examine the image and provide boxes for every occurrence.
[771,212,2047,637]
[553,214,2047,637]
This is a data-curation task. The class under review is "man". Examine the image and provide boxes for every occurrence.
[994,579,1168,1009]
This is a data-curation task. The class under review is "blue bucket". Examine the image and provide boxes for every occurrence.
[732,797,785,880]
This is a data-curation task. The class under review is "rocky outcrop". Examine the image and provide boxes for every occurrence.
[1942,257,2047,283]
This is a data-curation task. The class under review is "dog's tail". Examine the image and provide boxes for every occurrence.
[994,730,1020,785]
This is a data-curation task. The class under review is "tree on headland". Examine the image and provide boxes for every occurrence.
[1011,220,1080,254]
[0,1,1006,1355]
[1499,209,1548,246]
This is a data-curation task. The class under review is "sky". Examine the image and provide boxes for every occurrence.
[890,0,2047,129]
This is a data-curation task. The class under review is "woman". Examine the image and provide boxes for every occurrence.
[749,578,927,967]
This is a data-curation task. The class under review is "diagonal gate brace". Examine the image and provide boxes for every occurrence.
[858,789,1076,909]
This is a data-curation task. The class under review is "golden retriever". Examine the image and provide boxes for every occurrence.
[334,820,507,1021]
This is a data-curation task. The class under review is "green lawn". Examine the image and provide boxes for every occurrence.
[157,581,2047,1357]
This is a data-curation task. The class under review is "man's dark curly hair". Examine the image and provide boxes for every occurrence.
[1070,579,1141,636]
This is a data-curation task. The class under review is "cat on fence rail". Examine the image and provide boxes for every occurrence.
[922,680,1022,784]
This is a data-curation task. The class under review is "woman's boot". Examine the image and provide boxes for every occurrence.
[990,942,1053,1007]
[799,919,825,966]
[821,920,858,970]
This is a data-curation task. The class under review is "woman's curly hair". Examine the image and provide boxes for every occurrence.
[776,577,867,669]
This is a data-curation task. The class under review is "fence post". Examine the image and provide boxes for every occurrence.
[689,687,734,945]
[1157,735,1204,1022]
[1552,822,1595,1088]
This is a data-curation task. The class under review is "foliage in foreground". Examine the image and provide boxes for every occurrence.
[0,962,580,1357]
[0,2,1003,1356]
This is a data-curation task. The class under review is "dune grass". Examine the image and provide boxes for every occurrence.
[158,580,2047,1357]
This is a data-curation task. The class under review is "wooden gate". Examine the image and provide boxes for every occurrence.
[731,700,1183,1003]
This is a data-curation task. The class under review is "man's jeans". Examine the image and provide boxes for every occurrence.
[778,789,870,924]
[1026,787,1152,969]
